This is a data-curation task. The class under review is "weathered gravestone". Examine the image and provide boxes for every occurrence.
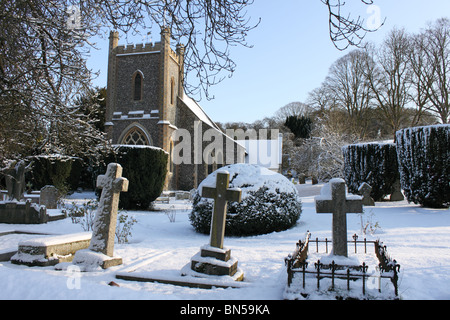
[358,182,375,206]
[40,185,59,209]
[187,171,244,280]
[390,179,404,201]
[315,178,363,257]
[72,163,128,269]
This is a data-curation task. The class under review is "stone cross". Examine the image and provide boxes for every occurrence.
[201,171,242,249]
[89,163,129,257]
[315,179,362,257]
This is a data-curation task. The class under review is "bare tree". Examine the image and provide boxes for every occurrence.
[325,49,374,138]
[0,0,107,162]
[421,18,450,123]
[274,102,312,123]
[364,28,413,139]
[409,32,434,126]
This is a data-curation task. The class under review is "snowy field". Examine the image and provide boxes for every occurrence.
[0,183,449,301]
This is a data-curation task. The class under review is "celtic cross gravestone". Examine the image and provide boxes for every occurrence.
[72,163,128,269]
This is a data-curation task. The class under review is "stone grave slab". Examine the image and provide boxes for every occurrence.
[11,232,91,266]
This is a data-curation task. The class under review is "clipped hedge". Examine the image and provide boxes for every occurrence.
[28,155,75,194]
[342,142,399,201]
[97,145,168,210]
[189,164,302,236]
[396,125,450,208]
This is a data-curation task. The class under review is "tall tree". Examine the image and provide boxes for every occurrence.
[422,18,450,123]
[365,28,413,139]
[325,49,374,138]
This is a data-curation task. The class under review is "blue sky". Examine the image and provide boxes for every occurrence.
[87,0,450,124]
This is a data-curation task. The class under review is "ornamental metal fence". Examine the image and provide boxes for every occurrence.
[285,232,400,298]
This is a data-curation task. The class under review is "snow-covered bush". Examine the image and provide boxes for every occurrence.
[396,125,450,208]
[189,164,302,236]
[342,142,399,201]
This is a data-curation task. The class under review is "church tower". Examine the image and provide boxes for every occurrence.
[105,28,185,189]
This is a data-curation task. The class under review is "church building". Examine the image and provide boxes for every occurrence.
[104,28,246,191]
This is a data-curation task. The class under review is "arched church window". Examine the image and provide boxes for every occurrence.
[133,72,143,101]
[122,127,149,145]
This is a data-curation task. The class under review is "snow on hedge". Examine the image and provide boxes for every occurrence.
[396,124,450,208]
[342,142,399,201]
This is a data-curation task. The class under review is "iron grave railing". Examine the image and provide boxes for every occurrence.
[285,232,400,298]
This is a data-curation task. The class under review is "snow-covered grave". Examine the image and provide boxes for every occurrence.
[10,232,91,267]
[0,181,449,299]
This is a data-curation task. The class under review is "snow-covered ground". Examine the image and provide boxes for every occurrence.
[0,183,449,300]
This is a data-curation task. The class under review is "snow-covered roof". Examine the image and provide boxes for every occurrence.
[180,94,221,131]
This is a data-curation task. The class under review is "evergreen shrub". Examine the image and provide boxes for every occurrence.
[396,125,450,208]
[109,145,168,210]
[29,155,74,194]
[189,164,302,236]
[342,142,399,201]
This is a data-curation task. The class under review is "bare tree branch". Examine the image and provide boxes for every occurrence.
[321,0,385,50]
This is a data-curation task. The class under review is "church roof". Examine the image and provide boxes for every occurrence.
[180,94,221,131]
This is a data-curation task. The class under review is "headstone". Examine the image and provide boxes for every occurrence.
[315,178,363,257]
[40,185,59,209]
[298,174,306,184]
[72,163,128,269]
[186,171,244,280]
[358,182,375,206]
[201,171,241,249]
[390,179,404,201]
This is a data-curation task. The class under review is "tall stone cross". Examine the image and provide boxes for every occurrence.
[315,178,363,257]
[201,171,242,249]
[90,163,129,257]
